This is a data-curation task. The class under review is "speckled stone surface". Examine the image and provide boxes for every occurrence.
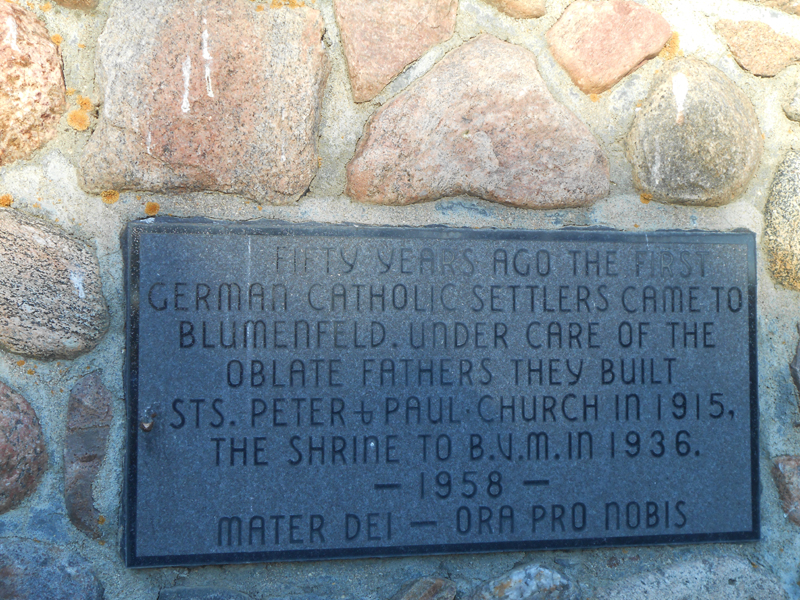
[334,0,458,102]
[0,537,103,600]
[0,3,65,167]
[467,563,580,600]
[546,0,670,95]
[765,151,800,290]
[0,381,47,514]
[717,20,800,77]
[347,34,609,208]
[481,0,545,19]
[627,58,762,206]
[80,0,329,204]
[53,0,99,10]
[594,557,789,600]
[0,208,109,359]
[159,588,253,600]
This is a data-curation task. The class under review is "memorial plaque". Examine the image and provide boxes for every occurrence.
[122,221,758,568]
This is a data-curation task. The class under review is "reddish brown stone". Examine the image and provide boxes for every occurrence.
[772,456,800,525]
[482,0,544,19]
[547,0,671,94]
[0,381,47,514]
[65,372,112,539]
[717,20,800,77]
[80,0,329,204]
[334,0,457,102]
[346,34,609,209]
[0,2,66,166]
[390,577,457,600]
[0,208,109,359]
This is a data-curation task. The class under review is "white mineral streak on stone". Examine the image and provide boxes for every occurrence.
[672,72,688,123]
[146,129,152,155]
[69,271,85,299]
[5,16,19,52]
[202,18,214,98]
[181,55,192,113]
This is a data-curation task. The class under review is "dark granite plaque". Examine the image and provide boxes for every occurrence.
[122,221,759,568]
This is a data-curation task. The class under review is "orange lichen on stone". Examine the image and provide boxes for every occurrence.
[66,87,75,95]
[77,43,85,48]
[640,192,652,204]
[51,34,62,45]
[255,3,263,9]
[98,515,106,524]
[16,360,25,366]
[77,96,92,111]
[26,369,34,375]
[67,109,90,131]
[100,190,120,204]
[271,0,303,7]
[144,201,160,216]
[0,194,12,207]
[41,1,51,9]
[589,93,600,102]
[658,32,682,60]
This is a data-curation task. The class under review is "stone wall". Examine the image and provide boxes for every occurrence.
[2,0,800,598]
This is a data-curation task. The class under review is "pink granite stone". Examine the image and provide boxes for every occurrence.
[80,0,329,204]
[717,19,800,77]
[482,0,545,19]
[0,381,47,514]
[346,34,609,209]
[334,0,458,102]
[0,2,66,166]
[547,0,671,94]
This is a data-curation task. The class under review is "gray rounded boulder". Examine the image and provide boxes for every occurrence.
[627,58,762,206]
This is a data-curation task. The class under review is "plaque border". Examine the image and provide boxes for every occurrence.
[121,220,759,568]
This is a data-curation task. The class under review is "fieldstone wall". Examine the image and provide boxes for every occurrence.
[2,0,800,598]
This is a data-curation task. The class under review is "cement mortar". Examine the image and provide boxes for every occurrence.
[2,0,800,598]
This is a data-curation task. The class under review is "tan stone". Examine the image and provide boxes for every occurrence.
[481,0,545,19]
[346,35,609,209]
[80,0,329,204]
[765,151,800,290]
[547,0,671,94]
[334,0,457,103]
[0,209,109,359]
[0,3,66,166]
[0,381,47,514]
[717,20,800,77]
[65,372,112,539]
[53,0,98,9]
[755,0,800,16]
